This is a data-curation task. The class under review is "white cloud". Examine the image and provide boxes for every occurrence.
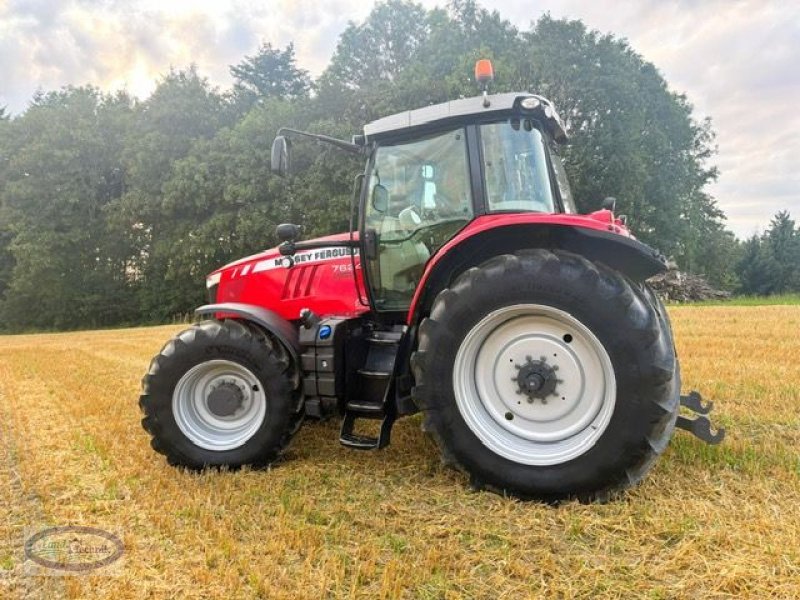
[0,0,797,237]
[0,0,372,106]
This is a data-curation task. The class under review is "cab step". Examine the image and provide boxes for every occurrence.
[357,369,391,379]
[339,411,393,450]
[367,331,403,345]
[338,328,403,451]
[345,400,386,416]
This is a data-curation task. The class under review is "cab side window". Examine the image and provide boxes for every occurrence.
[365,128,472,309]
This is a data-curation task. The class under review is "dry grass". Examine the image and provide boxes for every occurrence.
[0,306,799,599]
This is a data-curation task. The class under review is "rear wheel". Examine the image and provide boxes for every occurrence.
[412,249,679,501]
[140,319,302,469]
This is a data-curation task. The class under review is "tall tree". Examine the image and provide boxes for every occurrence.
[106,68,231,322]
[0,88,135,330]
[763,211,799,292]
[230,43,311,109]
[0,109,14,301]
[736,211,799,295]
[322,0,430,90]
[521,16,722,264]
[736,235,774,295]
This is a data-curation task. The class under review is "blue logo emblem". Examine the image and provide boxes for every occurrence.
[319,325,332,340]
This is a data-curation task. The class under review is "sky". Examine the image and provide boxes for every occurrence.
[0,0,797,238]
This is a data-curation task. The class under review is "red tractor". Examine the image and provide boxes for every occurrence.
[140,61,723,501]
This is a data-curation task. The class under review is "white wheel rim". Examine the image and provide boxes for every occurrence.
[452,304,616,466]
[172,360,267,451]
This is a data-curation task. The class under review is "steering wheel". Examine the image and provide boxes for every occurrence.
[398,205,423,231]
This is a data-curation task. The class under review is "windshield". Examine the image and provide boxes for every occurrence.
[480,121,555,213]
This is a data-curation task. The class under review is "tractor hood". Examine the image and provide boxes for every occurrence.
[205,232,369,323]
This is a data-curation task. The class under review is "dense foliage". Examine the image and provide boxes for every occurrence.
[736,211,800,296]
[0,1,786,331]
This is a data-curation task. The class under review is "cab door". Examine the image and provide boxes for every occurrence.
[360,128,474,312]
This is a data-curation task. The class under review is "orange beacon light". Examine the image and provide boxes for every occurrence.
[474,59,494,87]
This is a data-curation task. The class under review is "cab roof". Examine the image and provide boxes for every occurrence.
[362,92,568,143]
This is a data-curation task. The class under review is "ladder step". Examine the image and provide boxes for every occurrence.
[358,369,391,379]
[339,410,393,450]
[367,334,401,346]
[345,400,385,416]
[339,431,380,450]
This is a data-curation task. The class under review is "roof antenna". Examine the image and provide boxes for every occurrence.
[474,59,494,108]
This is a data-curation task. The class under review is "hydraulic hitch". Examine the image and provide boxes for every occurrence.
[676,391,725,444]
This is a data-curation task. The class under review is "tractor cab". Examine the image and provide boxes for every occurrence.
[271,79,582,318]
[359,93,574,311]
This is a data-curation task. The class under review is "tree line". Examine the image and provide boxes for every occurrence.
[737,212,800,296]
[0,1,793,332]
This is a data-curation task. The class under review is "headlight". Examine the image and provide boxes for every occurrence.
[206,272,221,303]
[206,272,221,288]
[207,284,218,304]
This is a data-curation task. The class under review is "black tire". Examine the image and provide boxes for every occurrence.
[411,249,679,502]
[139,319,303,469]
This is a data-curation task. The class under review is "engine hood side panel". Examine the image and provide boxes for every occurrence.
[210,236,369,322]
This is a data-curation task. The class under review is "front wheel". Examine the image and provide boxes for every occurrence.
[139,319,303,469]
[411,250,679,501]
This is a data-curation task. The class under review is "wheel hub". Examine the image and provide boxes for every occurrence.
[207,381,245,417]
[172,360,267,451]
[513,355,562,403]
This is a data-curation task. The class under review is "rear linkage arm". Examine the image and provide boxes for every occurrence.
[676,391,726,445]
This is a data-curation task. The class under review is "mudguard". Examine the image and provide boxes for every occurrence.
[195,302,301,361]
[407,218,668,325]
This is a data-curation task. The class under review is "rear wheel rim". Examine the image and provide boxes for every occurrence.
[452,304,616,466]
[172,360,267,451]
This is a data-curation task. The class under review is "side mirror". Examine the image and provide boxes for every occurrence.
[276,223,301,243]
[602,196,616,212]
[371,184,389,212]
[271,136,291,177]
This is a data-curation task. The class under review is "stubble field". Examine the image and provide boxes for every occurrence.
[1,305,799,599]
